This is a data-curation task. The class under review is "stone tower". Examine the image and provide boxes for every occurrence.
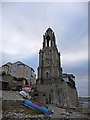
[35,28,78,107]
[38,28,62,84]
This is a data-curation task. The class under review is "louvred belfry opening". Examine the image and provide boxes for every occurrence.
[43,28,56,48]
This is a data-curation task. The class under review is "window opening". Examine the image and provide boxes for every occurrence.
[46,72,49,78]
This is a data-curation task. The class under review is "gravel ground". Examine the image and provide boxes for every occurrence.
[47,104,89,119]
[2,104,90,119]
[2,105,46,119]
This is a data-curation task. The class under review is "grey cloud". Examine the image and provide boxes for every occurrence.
[2,2,88,97]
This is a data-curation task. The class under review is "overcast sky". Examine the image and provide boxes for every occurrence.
[1,2,88,97]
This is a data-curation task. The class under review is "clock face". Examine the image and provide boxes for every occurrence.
[45,51,49,56]
[44,60,50,66]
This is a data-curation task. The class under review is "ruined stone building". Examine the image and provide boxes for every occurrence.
[35,28,78,107]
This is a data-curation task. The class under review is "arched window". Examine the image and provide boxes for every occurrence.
[46,35,50,47]
[46,71,49,78]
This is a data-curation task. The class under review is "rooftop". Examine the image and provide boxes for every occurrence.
[2,61,35,72]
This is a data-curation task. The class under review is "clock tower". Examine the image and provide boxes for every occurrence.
[38,28,62,84]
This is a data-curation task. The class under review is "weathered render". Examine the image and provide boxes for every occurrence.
[35,28,78,108]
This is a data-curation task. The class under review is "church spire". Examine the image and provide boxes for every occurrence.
[43,28,56,49]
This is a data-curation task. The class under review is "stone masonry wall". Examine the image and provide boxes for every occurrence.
[35,81,78,108]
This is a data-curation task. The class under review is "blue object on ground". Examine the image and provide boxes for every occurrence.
[24,99,52,115]
[6,86,8,90]
[0,97,3,100]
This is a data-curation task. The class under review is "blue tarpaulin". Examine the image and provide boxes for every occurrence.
[24,99,52,115]
[0,97,3,100]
